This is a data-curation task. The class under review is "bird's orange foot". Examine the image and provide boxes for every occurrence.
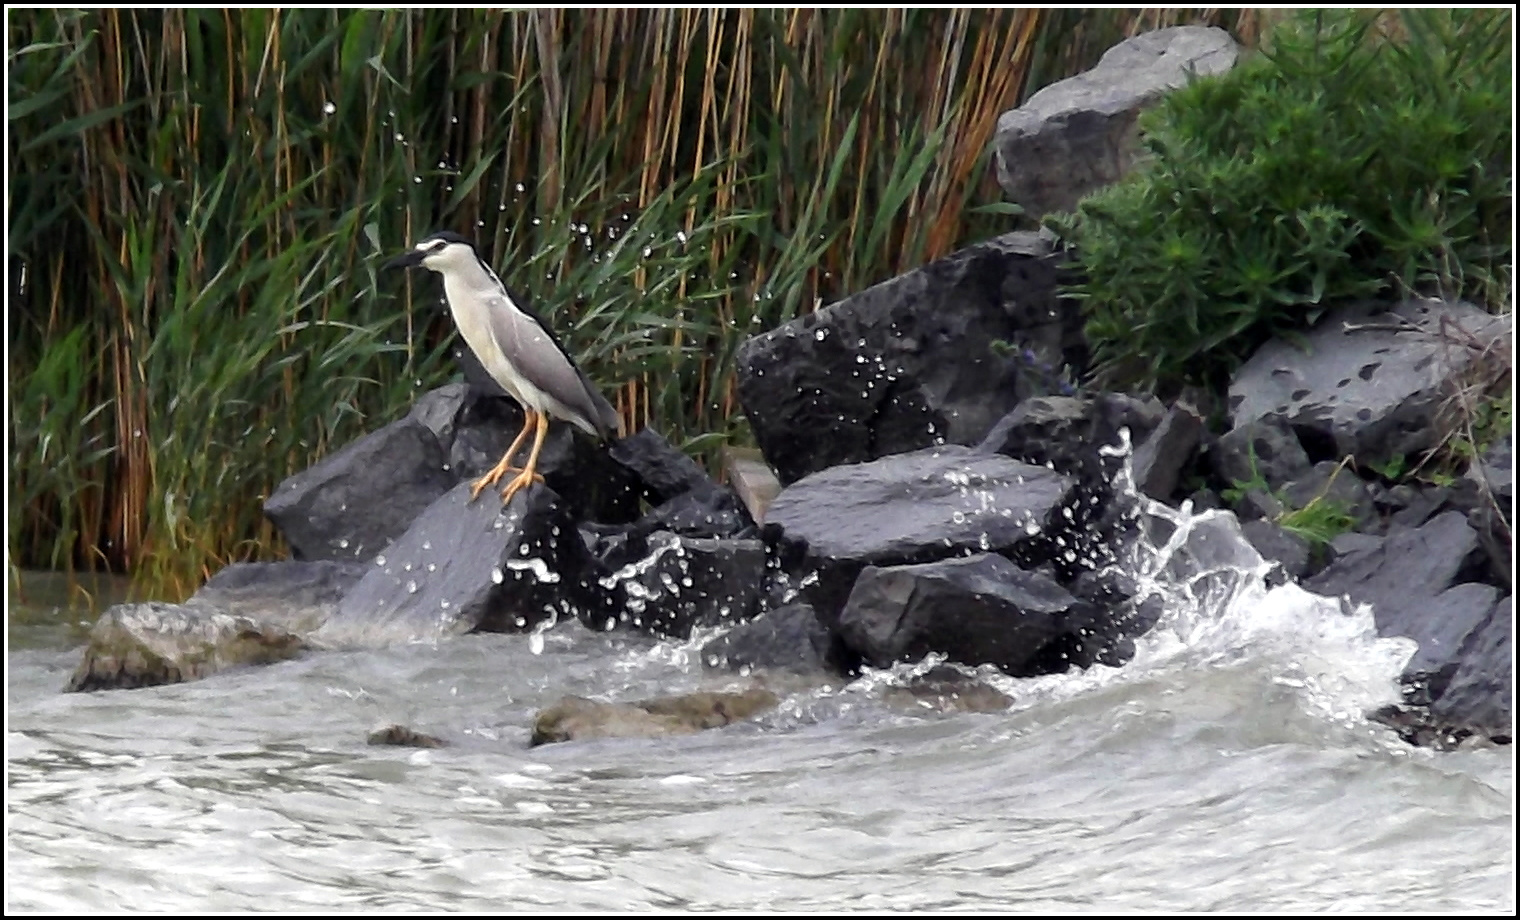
[498,467,545,505]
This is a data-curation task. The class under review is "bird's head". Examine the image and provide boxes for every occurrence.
[383,231,480,274]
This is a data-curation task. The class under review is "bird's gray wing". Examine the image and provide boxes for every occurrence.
[485,290,621,440]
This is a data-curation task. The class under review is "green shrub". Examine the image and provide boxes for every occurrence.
[1047,8,1512,392]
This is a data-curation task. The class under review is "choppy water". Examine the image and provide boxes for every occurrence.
[6,499,1514,912]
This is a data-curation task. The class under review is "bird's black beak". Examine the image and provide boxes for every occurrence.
[383,249,425,271]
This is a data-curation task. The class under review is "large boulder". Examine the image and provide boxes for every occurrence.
[763,444,1078,629]
[701,602,842,676]
[1228,299,1512,467]
[592,531,768,639]
[735,231,1083,485]
[1430,596,1512,742]
[993,25,1240,219]
[263,415,456,563]
[1304,511,1506,736]
[315,482,616,649]
[837,553,1106,677]
[265,385,637,563]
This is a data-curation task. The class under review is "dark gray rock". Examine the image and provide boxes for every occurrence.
[1209,417,1313,492]
[837,554,1100,677]
[447,393,640,525]
[1394,582,1500,701]
[630,487,756,541]
[1430,595,1512,741]
[594,531,767,639]
[1468,434,1512,501]
[701,602,842,676]
[316,483,616,649]
[264,417,456,563]
[1239,519,1312,583]
[993,25,1240,218]
[736,232,1083,485]
[66,602,305,692]
[763,445,1078,628]
[1131,403,1204,501]
[1377,483,1451,529]
[608,427,722,504]
[1228,299,1511,466]
[1278,461,1380,532]
[1304,512,1494,699]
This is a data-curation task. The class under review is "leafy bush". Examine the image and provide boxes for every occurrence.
[1047,8,1512,392]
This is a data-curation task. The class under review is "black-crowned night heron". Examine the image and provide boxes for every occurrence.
[385,231,621,505]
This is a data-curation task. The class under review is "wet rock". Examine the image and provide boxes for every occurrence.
[736,231,1083,485]
[190,559,367,635]
[263,416,456,563]
[1305,511,1484,637]
[763,445,1078,630]
[701,602,844,676]
[317,483,616,649]
[1130,403,1204,501]
[629,487,756,541]
[881,666,1014,714]
[367,724,447,748]
[1376,483,1450,530]
[1238,519,1312,583]
[608,427,721,505]
[837,554,1105,677]
[530,688,779,746]
[1228,299,1511,467]
[978,392,1163,481]
[1430,595,1512,743]
[66,603,305,692]
[993,25,1240,218]
[1394,583,1501,703]
[1303,510,1506,728]
[593,531,767,639]
[264,385,637,563]
[446,392,639,525]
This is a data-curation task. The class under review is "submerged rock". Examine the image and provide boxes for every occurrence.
[66,603,305,692]
[530,688,779,746]
[367,724,448,748]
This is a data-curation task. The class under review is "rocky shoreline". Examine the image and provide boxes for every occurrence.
[62,25,1511,752]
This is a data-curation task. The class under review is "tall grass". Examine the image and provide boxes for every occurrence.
[7,8,1255,595]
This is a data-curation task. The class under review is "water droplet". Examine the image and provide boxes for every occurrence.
[394,132,404,142]
[375,554,387,566]
[323,101,336,115]
[338,538,349,549]
[406,579,418,593]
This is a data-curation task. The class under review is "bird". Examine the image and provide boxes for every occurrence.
[384,231,621,506]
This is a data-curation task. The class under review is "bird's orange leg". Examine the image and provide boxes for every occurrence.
[470,409,543,501]
[500,410,551,505]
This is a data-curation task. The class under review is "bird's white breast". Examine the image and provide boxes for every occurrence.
[442,275,542,411]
